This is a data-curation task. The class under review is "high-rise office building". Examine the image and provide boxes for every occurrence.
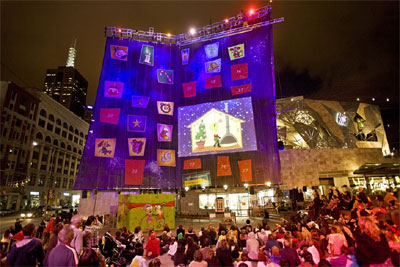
[43,40,88,118]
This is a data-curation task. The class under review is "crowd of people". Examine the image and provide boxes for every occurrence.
[0,187,399,267]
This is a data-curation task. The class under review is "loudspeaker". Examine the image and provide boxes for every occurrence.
[302,186,307,192]
[249,187,255,195]
[82,190,87,199]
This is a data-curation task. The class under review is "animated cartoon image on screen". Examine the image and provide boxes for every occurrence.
[188,102,244,153]
[139,204,166,231]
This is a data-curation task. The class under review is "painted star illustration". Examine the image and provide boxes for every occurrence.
[133,119,141,127]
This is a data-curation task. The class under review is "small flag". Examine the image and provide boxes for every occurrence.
[182,81,197,98]
[228,44,245,60]
[125,159,145,185]
[104,81,124,98]
[157,101,174,116]
[205,58,221,73]
[131,96,150,108]
[231,63,248,81]
[94,138,116,158]
[157,124,173,142]
[217,156,232,176]
[157,69,174,84]
[110,45,128,61]
[157,149,176,167]
[100,108,120,125]
[181,48,190,65]
[238,159,252,182]
[231,83,251,96]
[127,115,147,132]
[139,45,154,66]
[183,158,202,170]
[204,42,219,59]
[127,138,146,156]
[205,75,222,89]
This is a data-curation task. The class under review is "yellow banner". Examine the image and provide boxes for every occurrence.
[184,178,206,187]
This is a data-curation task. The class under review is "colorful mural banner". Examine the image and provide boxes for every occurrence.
[117,194,175,232]
[183,81,197,98]
[110,45,128,61]
[231,63,248,81]
[204,42,219,58]
[125,159,145,185]
[238,159,252,182]
[157,149,176,167]
[157,69,174,84]
[157,124,173,142]
[228,44,245,60]
[127,138,146,156]
[100,108,120,125]
[132,96,150,108]
[181,48,190,65]
[94,138,116,158]
[183,158,202,170]
[139,45,154,66]
[182,172,210,188]
[231,83,252,96]
[205,75,222,89]
[104,81,124,98]
[127,115,147,132]
[157,101,174,116]
[205,58,221,73]
[217,156,232,176]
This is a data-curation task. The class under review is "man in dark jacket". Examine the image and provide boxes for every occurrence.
[7,223,45,266]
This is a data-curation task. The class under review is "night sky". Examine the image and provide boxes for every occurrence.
[1,1,398,149]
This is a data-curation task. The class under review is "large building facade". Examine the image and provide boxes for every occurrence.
[43,66,88,118]
[178,97,399,216]
[0,82,89,211]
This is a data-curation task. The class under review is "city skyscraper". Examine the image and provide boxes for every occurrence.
[43,40,88,118]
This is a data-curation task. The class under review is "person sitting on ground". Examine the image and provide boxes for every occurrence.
[173,244,187,267]
[234,250,252,267]
[48,224,79,267]
[130,246,146,267]
[176,225,185,237]
[168,237,177,258]
[217,230,227,247]
[327,226,347,257]
[189,250,208,267]
[239,229,248,249]
[264,234,280,255]
[79,247,105,267]
[148,257,161,267]
[279,239,301,266]
[246,232,259,261]
[205,249,221,267]
[145,232,160,257]
[270,246,282,265]
[216,239,233,267]
[7,223,45,267]
[185,236,199,262]
[185,226,198,243]
[200,237,212,260]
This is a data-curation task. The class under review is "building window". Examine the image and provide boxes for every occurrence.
[6,114,10,122]
[28,174,36,186]
[62,131,67,138]
[40,109,47,117]
[68,134,73,141]
[74,136,78,143]
[48,114,54,122]
[11,91,17,100]
[15,119,22,127]
[55,177,61,188]
[38,119,45,128]
[55,127,61,135]
[63,122,68,129]
[47,177,54,188]
[68,179,74,189]
[8,103,13,110]
[38,175,45,186]
[47,123,53,131]
[2,128,7,137]
[62,178,68,188]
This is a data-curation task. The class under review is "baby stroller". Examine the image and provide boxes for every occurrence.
[101,232,127,266]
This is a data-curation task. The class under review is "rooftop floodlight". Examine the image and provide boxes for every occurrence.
[223,184,228,190]
[189,28,196,35]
